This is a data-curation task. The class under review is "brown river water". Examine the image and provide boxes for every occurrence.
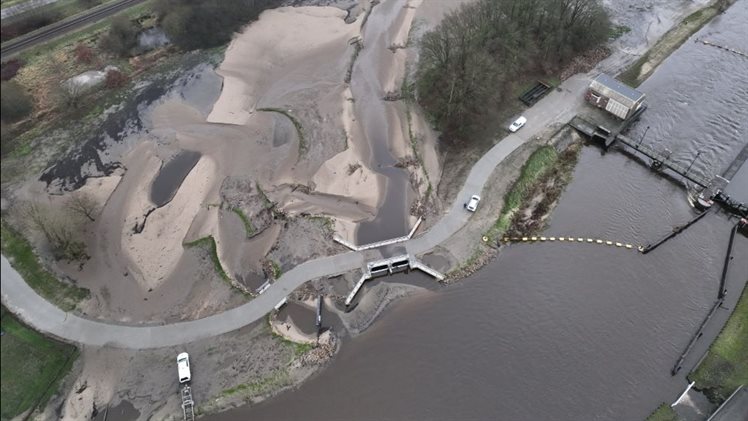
[209,2,748,420]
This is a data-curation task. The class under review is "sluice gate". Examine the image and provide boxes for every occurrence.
[345,254,444,306]
[568,116,713,188]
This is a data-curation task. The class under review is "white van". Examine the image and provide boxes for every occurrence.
[177,352,191,384]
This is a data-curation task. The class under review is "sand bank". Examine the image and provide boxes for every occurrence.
[208,7,356,125]
[123,154,216,291]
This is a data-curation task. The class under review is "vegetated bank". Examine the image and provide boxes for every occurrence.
[689,284,748,403]
[617,0,736,87]
[0,306,78,421]
[0,221,90,312]
[645,403,680,421]
[415,0,610,204]
[448,128,582,280]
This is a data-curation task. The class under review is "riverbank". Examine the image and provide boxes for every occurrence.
[444,126,582,281]
[690,284,748,403]
[3,0,426,418]
[646,403,679,421]
[33,315,335,420]
[618,0,735,87]
[201,0,748,418]
[0,221,89,312]
[1,1,744,418]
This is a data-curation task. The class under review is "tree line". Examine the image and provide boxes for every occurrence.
[416,0,611,141]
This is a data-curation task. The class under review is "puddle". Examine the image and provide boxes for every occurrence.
[150,150,201,207]
[95,400,139,421]
[40,59,222,193]
[279,301,318,335]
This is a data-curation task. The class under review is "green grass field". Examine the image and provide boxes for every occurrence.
[0,221,90,312]
[690,284,748,403]
[1,307,78,420]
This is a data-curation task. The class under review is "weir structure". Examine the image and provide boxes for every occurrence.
[334,217,423,251]
[345,254,444,306]
[569,110,748,377]
[568,115,713,188]
[569,115,747,220]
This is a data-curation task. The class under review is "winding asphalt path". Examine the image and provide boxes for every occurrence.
[1,74,590,349]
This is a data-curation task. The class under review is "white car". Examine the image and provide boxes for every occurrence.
[177,352,191,384]
[509,116,527,132]
[465,195,481,212]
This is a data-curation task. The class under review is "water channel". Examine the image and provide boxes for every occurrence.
[210,2,748,420]
[351,0,412,244]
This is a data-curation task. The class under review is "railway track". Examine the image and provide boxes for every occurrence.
[1,0,146,58]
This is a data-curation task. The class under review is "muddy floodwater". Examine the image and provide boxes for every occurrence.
[208,2,748,420]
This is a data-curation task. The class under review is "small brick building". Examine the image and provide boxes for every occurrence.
[586,73,646,120]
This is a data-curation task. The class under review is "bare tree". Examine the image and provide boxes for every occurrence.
[23,202,88,262]
[67,192,98,222]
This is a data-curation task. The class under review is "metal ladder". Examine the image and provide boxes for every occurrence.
[181,385,194,421]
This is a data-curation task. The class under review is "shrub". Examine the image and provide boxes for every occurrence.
[0,59,24,81]
[74,44,95,64]
[104,68,128,89]
[99,15,138,57]
[0,81,33,122]
[23,202,89,262]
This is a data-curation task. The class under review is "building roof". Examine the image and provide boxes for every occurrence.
[592,73,645,103]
